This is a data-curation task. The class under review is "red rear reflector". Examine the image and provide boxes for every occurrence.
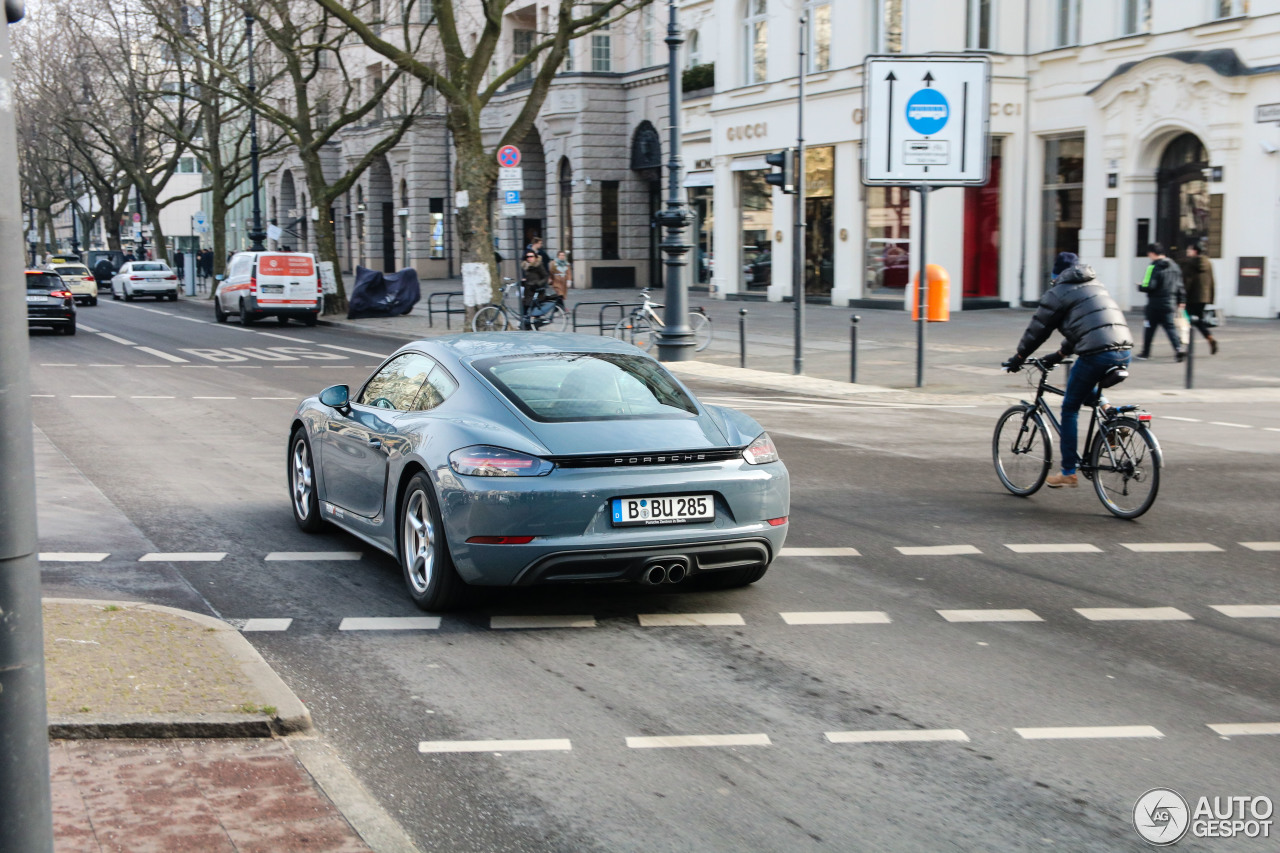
[1138,414,1152,422]
[465,536,535,545]
[250,276,257,293]
[767,517,788,527]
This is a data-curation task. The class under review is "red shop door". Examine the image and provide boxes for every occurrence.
[963,145,1002,298]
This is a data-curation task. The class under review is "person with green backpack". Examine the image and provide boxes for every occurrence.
[1136,242,1186,362]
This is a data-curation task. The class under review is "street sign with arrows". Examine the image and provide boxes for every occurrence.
[862,55,991,186]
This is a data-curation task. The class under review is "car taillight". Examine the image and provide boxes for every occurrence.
[165,274,177,280]
[83,276,95,282]
[51,290,74,299]
[317,279,323,294]
[249,276,257,293]
[767,517,788,527]
[130,275,143,280]
[465,536,536,545]
[742,433,780,465]
[449,446,554,477]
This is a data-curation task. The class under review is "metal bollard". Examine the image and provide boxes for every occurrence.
[1185,316,1195,389]
[738,308,748,369]
[850,314,861,383]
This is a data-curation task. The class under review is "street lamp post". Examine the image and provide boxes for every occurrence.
[655,0,694,362]
[68,168,79,255]
[245,10,266,252]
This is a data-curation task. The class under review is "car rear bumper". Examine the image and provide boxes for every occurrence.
[28,312,75,326]
[512,536,777,585]
[245,296,320,317]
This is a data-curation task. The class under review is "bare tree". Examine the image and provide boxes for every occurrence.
[311,0,653,316]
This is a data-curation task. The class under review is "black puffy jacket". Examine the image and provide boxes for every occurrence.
[1140,257,1185,310]
[1016,265,1133,358]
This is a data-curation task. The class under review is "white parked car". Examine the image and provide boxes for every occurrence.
[214,251,321,326]
[111,261,179,301]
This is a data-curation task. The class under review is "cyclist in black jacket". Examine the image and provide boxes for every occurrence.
[1005,263,1133,488]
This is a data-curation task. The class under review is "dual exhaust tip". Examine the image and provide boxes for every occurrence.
[641,561,688,586]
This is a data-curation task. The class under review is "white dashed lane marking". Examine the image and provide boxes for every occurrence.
[1241,542,1280,551]
[96,332,136,346]
[1210,421,1252,429]
[490,615,597,629]
[936,609,1043,623]
[134,346,189,363]
[241,618,294,632]
[319,344,389,358]
[265,551,363,561]
[1004,543,1102,554]
[39,553,109,562]
[1208,723,1280,737]
[1162,416,1201,422]
[826,729,969,744]
[131,396,175,399]
[638,613,745,627]
[419,739,573,753]
[69,395,116,399]
[779,611,891,625]
[339,616,441,631]
[1121,542,1224,553]
[138,552,227,562]
[625,734,771,749]
[778,547,861,557]
[1075,607,1193,621]
[896,545,981,556]
[1209,605,1280,618]
[75,323,100,332]
[1015,725,1164,740]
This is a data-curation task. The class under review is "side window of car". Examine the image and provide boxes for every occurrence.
[356,353,435,411]
[409,365,459,412]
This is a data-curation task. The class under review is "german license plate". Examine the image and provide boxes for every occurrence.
[611,494,713,527]
[261,284,284,293]
[26,294,45,302]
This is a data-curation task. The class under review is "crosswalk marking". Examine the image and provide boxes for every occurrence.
[265,551,363,561]
[490,615,597,629]
[134,346,189,363]
[138,552,226,562]
[896,545,981,556]
[625,734,771,749]
[780,611,891,625]
[778,547,861,557]
[419,739,571,753]
[1207,723,1280,737]
[339,617,441,631]
[1241,542,1280,551]
[39,552,109,562]
[1209,605,1280,618]
[1004,543,1101,554]
[1075,607,1192,621]
[242,618,294,632]
[936,609,1043,623]
[1120,542,1224,553]
[638,613,745,627]
[1015,725,1163,740]
[826,729,969,744]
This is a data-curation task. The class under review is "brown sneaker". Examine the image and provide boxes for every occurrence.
[1045,472,1078,488]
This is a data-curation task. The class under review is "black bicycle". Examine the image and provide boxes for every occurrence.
[993,357,1162,519]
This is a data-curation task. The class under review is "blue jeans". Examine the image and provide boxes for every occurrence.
[1060,350,1132,474]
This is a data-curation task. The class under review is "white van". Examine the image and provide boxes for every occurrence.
[214,251,321,326]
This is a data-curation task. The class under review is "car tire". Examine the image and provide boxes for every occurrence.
[288,429,325,533]
[214,296,227,323]
[124,286,134,301]
[239,299,255,326]
[111,288,119,300]
[63,320,77,336]
[399,472,468,611]
[694,564,769,590]
[89,297,97,306]
[277,316,289,326]
[168,293,177,301]
[303,315,318,327]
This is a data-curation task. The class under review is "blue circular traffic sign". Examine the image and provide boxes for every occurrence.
[905,88,949,136]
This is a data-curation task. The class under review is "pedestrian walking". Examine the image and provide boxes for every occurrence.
[550,250,572,298]
[525,236,552,270]
[1136,242,1186,361]
[1179,243,1219,354]
[520,250,549,327]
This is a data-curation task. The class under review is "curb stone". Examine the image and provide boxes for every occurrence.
[44,598,312,738]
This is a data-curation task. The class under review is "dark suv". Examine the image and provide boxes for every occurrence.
[26,270,77,334]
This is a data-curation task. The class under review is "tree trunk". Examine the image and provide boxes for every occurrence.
[302,154,347,315]
[210,186,229,281]
[147,206,169,264]
[453,142,501,310]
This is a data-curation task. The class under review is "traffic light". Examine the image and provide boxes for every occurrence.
[764,149,795,194]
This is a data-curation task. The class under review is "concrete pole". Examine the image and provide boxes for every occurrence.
[0,4,56,849]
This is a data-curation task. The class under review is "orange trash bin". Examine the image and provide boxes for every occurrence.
[911,264,950,322]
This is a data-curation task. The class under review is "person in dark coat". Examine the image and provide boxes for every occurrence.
[1006,263,1134,489]
[1137,242,1186,361]
[1051,251,1079,281]
[525,236,552,270]
[1178,243,1218,354]
[519,250,549,327]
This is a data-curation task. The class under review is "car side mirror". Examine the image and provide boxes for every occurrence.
[319,384,349,410]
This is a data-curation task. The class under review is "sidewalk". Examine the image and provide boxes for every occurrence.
[43,599,416,852]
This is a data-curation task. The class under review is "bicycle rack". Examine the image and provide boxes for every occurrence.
[598,302,660,336]
[427,291,465,329]
[570,300,621,333]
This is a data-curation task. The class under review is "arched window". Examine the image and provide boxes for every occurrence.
[1156,133,1210,257]
[686,29,700,70]
[744,0,767,84]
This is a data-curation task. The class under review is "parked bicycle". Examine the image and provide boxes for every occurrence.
[612,289,712,352]
[471,278,568,333]
[993,356,1162,519]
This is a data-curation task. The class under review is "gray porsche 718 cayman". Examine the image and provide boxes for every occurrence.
[287,333,789,610]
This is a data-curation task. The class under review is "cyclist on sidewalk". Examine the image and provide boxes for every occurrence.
[1005,263,1134,489]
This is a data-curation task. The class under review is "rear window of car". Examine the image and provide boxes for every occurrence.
[54,266,90,277]
[132,263,168,272]
[473,352,698,422]
[26,272,63,290]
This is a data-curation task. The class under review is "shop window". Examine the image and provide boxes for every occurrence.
[1041,135,1084,292]
[739,170,772,290]
[804,147,834,297]
[744,0,768,84]
[429,198,445,259]
[864,185,911,298]
[690,186,714,287]
[967,0,993,50]
[601,181,620,260]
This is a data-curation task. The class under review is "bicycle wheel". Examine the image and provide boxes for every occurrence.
[614,317,655,349]
[543,304,569,332]
[1090,418,1160,519]
[992,405,1051,496]
[689,312,712,352]
[471,305,509,333]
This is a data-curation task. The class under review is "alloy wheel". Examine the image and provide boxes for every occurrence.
[291,439,314,520]
[403,489,435,594]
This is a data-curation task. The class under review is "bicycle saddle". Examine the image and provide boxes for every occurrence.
[1099,366,1129,388]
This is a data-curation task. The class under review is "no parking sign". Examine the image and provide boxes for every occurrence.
[497,145,521,168]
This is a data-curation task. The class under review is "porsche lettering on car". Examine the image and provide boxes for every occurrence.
[286,333,789,610]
